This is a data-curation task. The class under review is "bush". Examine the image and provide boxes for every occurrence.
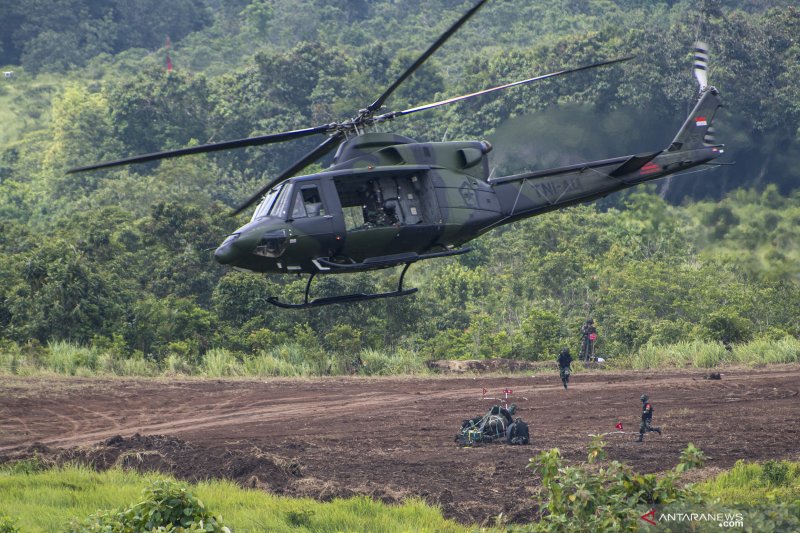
[0,455,50,475]
[67,479,230,533]
[0,516,20,533]
[522,440,704,531]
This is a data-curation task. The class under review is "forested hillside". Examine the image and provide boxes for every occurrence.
[0,0,798,372]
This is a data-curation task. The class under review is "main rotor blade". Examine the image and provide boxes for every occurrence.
[381,56,635,121]
[231,132,344,216]
[67,124,333,174]
[366,0,489,114]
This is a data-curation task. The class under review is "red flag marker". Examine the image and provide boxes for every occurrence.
[615,422,623,430]
[166,36,173,72]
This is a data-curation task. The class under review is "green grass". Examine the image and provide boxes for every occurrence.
[1,337,797,379]
[697,459,800,505]
[619,337,800,370]
[0,465,469,533]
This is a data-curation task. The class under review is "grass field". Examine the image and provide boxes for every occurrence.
[2,457,798,532]
[0,463,468,533]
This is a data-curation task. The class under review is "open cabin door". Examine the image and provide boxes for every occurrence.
[333,169,442,262]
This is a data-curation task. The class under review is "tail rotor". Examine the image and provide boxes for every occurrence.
[693,41,709,92]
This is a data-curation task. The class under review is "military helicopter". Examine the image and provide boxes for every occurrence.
[70,0,724,308]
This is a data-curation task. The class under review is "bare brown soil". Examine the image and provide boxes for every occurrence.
[1,365,799,525]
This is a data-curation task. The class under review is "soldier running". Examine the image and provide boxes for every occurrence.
[557,348,572,389]
[637,394,661,442]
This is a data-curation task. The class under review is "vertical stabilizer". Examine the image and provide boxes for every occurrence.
[668,42,722,152]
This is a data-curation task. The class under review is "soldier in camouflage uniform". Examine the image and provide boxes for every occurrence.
[557,348,572,389]
[579,319,597,361]
[637,394,661,442]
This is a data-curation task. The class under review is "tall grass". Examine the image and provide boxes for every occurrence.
[1,337,797,378]
[698,459,800,505]
[360,347,430,375]
[620,337,800,370]
[201,348,243,377]
[0,466,468,533]
[42,340,100,375]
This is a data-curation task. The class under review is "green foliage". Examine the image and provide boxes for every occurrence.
[524,443,800,532]
[761,460,791,488]
[586,433,607,464]
[0,456,50,476]
[0,516,20,533]
[0,0,211,73]
[66,479,229,532]
[201,348,241,377]
[621,337,800,370]
[699,459,800,506]
[676,443,707,473]
[1,0,800,374]
[524,443,704,532]
[0,466,466,533]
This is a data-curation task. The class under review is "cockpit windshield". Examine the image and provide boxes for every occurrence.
[268,183,294,220]
[250,185,283,222]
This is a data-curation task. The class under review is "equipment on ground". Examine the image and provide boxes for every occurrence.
[455,404,529,446]
[69,2,725,308]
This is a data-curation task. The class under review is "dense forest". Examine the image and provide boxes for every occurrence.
[0,0,798,372]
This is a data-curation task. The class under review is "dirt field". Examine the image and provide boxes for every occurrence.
[1,365,799,525]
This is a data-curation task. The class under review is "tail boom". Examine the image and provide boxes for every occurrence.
[486,89,724,226]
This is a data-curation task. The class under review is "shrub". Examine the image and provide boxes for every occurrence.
[67,479,230,533]
[523,441,704,531]
[0,515,20,533]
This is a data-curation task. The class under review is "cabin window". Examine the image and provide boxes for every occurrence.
[292,185,326,219]
[342,206,365,230]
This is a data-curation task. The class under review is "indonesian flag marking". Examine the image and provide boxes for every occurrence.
[695,116,708,127]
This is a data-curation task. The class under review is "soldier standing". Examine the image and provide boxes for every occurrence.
[637,394,661,442]
[557,348,572,389]
[579,319,598,361]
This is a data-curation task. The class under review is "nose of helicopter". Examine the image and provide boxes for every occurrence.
[214,225,263,266]
[213,233,241,264]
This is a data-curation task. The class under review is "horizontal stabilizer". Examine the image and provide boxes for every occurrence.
[608,151,662,178]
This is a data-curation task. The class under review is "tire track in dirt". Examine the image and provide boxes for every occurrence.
[4,368,798,452]
[1,389,424,450]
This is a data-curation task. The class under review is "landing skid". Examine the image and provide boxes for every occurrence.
[267,264,417,309]
[266,247,471,309]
